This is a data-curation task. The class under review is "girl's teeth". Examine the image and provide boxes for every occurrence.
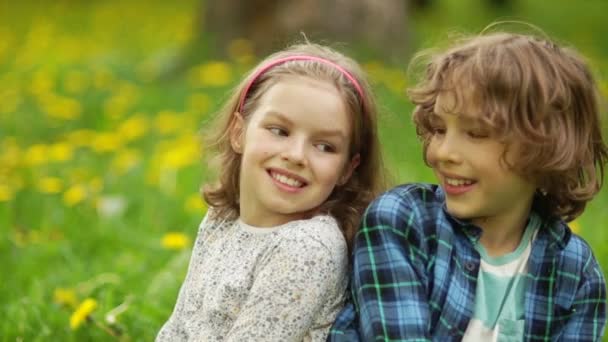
[446,178,473,186]
[273,173,303,187]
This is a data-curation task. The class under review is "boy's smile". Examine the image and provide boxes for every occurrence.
[439,172,476,195]
[427,91,537,242]
[231,76,359,227]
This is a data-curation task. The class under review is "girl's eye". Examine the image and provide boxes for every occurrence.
[315,143,336,153]
[268,127,287,136]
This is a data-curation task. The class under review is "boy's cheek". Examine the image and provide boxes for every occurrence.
[425,148,438,167]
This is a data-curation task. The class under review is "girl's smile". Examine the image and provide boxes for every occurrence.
[267,168,308,192]
[232,75,359,227]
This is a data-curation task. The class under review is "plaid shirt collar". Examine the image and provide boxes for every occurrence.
[439,189,571,253]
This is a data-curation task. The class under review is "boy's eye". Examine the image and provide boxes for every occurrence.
[467,130,489,139]
[268,127,288,136]
[315,143,336,153]
[430,125,446,135]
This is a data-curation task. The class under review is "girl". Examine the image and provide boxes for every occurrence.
[157,43,385,341]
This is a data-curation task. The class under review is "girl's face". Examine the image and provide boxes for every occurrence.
[426,91,537,233]
[231,75,360,227]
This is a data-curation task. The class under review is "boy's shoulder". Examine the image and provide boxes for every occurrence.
[363,182,457,239]
[367,182,447,221]
[370,182,444,210]
[549,221,602,276]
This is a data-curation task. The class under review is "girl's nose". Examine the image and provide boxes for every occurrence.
[281,139,307,166]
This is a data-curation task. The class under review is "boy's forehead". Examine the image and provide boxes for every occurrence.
[434,89,481,118]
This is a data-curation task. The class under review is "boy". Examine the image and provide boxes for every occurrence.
[329,31,607,341]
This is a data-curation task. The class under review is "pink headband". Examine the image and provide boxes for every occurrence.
[238,55,366,113]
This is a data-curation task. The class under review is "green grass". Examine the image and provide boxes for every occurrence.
[1,0,607,340]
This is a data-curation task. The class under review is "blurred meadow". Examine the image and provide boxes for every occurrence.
[1,0,607,340]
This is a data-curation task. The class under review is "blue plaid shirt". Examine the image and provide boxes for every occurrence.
[329,183,606,341]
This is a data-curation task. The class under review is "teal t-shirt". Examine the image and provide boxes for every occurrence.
[462,214,540,341]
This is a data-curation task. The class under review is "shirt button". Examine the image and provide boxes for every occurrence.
[465,262,476,271]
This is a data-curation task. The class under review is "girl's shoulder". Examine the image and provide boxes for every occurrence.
[274,215,346,257]
[196,207,237,239]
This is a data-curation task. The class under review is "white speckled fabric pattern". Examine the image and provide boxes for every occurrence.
[156,211,348,342]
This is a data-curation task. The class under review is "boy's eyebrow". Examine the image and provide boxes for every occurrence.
[265,111,348,140]
[458,113,488,127]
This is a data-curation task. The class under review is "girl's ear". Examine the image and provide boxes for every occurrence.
[338,153,361,186]
[230,112,245,153]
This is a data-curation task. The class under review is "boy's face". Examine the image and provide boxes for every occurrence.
[426,92,537,232]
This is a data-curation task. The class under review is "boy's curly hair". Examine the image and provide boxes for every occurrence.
[409,31,608,222]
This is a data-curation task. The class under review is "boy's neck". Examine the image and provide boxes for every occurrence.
[473,204,533,258]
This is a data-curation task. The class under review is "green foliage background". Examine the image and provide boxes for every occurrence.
[1,0,607,340]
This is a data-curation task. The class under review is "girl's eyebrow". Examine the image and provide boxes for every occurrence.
[265,110,348,140]
[264,110,291,123]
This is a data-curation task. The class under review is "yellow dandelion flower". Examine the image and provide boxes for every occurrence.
[49,142,74,162]
[118,114,149,142]
[189,61,233,88]
[24,144,49,166]
[111,149,141,174]
[54,288,78,308]
[154,110,183,135]
[161,232,190,250]
[91,132,122,153]
[65,129,95,147]
[186,93,212,116]
[30,69,55,95]
[104,94,131,119]
[37,177,64,194]
[160,137,199,170]
[569,221,582,234]
[64,70,90,94]
[185,193,207,214]
[63,185,87,206]
[104,82,139,119]
[0,137,21,168]
[70,298,98,330]
[0,184,12,201]
[41,94,82,120]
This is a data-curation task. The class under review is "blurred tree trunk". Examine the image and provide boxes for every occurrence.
[200,0,410,60]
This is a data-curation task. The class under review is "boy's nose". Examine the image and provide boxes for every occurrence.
[431,135,462,165]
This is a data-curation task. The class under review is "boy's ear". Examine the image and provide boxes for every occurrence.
[338,153,361,186]
[230,112,245,153]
